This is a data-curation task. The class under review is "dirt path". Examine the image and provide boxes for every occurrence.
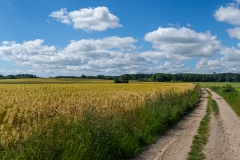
[204,89,240,160]
[133,88,208,160]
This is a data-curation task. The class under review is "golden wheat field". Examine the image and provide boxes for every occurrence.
[0,82,194,148]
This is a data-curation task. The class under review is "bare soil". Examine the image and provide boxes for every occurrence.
[203,89,240,160]
[133,88,208,160]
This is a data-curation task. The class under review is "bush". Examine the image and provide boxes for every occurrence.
[221,84,235,92]
[114,78,129,83]
[114,78,121,83]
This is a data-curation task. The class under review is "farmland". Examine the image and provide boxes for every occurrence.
[198,82,240,91]
[0,80,200,159]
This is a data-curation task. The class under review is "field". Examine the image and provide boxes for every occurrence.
[0,79,200,159]
[0,78,114,84]
[198,82,240,90]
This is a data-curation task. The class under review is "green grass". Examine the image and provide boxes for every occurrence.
[0,86,201,160]
[198,82,240,91]
[209,86,240,116]
[210,98,219,117]
[187,94,212,160]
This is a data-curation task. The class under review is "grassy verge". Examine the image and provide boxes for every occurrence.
[0,86,201,160]
[188,94,212,160]
[210,98,219,117]
[210,86,240,116]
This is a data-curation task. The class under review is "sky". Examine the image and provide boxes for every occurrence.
[1,0,240,77]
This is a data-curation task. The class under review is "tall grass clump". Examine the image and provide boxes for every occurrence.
[0,85,200,160]
[188,94,211,160]
[210,85,240,116]
[210,98,218,117]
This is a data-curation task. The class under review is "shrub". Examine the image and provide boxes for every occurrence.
[221,84,235,92]
[114,78,121,83]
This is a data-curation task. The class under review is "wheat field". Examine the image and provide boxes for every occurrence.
[0,82,194,148]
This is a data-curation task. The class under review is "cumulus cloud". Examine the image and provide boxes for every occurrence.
[144,27,221,59]
[2,26,240,75]
[63,36,137,54]
[0,39,57,62]
[0,37,159,75]
[49,7,122,32]
[227,27,240,39]
[142,61,189,74]
[221,46,240,61]
[196,58,222,70]
[195,56,240,73]
[140,51,189,61]
[214,2,240,25]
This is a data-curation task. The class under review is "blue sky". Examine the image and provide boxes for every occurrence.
[1,0,240,77]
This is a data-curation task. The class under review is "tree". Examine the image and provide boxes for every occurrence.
[120,74,132,83]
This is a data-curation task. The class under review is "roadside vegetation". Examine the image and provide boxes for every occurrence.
[188,89,218,160]
[0,83,200,159]
[210,84,240,116]
[205,89,218,117]
[210,97,219,117]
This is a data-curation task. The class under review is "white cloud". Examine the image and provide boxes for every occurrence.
[238,43,240,47]
[0,37,159,75]
[214,3,240,25]
[0,39,57,62]
[2,28,240,76]
[227,27,240,39]
[148,61,189,73]
[140,50,189,61]
[221,46,240,61]
[187,23,191,27]
[144,27,221,59]
[195,56,240,73]
[49,7,122,32]
[167,23,181,28]
[63,36,137,53]
[196,58,222,69]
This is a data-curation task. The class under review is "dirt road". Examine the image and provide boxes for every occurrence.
[134,88,208,160]
[204,89,240,160]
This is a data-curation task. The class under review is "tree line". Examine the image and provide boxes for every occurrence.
[138,73,240,82]
[53,73,240,82]
[0,74,37,79]
[150,73,240,82]
[2,73,240,82]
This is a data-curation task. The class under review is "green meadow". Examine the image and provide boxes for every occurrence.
[198,82,240,91]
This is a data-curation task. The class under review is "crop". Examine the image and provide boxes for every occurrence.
[0,82,196,159]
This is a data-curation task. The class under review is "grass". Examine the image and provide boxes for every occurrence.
[209,86,240,116]
[187,94,212,160]
[205,89,218,116]
[198,82,240,91]
[0,85,201,159]
[210,98,219,117]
